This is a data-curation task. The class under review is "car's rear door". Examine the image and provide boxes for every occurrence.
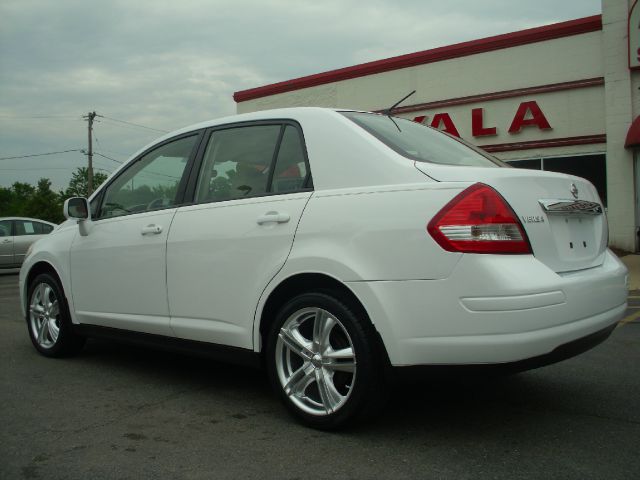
[0,220,15,267]
[167,122,312,349]
[69,132,202,335]
[12,220,53,266]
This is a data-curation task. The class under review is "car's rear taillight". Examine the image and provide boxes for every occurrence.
[427,183,531,254]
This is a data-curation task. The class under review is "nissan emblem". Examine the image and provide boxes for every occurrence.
[570,183,578,199]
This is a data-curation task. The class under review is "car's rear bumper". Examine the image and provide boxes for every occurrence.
[347,249,628,366]
[393,322,618,376]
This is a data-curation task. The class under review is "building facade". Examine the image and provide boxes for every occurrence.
[234,0,640,252]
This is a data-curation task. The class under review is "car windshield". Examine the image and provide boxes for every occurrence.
[341,111,504,167]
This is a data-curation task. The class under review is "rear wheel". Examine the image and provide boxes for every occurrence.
[27,273,85,357]
[267,292,387,429]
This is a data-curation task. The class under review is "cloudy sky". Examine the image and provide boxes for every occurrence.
[1,0,601,190]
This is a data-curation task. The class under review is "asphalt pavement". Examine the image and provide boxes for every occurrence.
[1,271,639,480]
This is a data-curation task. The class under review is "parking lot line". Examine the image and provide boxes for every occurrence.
[618,309,640,327]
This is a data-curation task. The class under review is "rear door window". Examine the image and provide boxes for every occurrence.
[15,220,38,236]
[195,125,280,203]
[35,222,54,234]
[271,125,308,193]
[195,123,311,203]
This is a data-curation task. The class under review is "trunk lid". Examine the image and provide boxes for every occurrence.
[415,163,608,273]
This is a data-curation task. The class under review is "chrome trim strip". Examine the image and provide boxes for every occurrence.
[538,199,603,215]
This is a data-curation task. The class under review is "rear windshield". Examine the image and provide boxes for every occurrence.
[341,111,504,167]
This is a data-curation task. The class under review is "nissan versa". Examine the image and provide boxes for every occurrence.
[19,108,628,429]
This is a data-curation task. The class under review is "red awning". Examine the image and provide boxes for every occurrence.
[625,116,640,148]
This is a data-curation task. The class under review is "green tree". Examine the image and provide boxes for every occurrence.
[0,186,15,216]
[7,182,35,216]
[0,180,62,223]
[62,167,108,199]
[0,167,110,224]
[24,179,64,223]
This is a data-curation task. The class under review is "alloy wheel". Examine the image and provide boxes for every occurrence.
[275,307,357,416]
[29,282,60,349]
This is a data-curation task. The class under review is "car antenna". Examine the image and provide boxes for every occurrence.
[381,90,416,116]
[381,90,416,132]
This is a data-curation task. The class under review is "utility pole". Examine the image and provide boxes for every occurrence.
[83,111,97,196]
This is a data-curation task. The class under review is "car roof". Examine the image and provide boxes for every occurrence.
[0,217,58,226]
[153,107,349,143]
[89,107,425,199]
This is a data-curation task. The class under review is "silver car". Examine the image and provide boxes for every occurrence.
[0,217,56,268]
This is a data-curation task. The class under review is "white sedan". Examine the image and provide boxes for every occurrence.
[19,108,628,429]
[0,217,56,268]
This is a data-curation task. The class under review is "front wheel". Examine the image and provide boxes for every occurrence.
[266,292,387,429]
[27,273,85,357]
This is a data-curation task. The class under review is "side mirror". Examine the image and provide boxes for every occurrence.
[63,197,89,220]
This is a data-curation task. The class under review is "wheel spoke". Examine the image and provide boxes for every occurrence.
[323,347,356,372]
[36,318,49,344]
[49,300,59,318]
[36,283,46,303]
[313,309,336,352]
[283,364,314,397]
[279,327,312,359]
[315,369,343,413]
[30,304,44,315]
[43,285,53,310]
[48,319,59,343]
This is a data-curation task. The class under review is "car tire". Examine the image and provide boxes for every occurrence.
[266,291,388,429]
[26,273,85,357]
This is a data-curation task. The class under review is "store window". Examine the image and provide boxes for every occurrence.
[507,154,606,205]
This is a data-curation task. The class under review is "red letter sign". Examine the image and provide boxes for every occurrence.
[430,113,460,137]
[508,101,551,133]
[471,108,497,137]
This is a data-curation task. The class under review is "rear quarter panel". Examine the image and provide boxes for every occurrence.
[253,183,468,350]
[288,184,466,282]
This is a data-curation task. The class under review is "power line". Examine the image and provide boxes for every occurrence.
[0,114,82,119]
[96,114,169,134]
[0,149,83,161]
[93,152,124,164]
[0,166,79,171]
[94,134,130,159]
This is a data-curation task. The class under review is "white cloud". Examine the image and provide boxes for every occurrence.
[0,0,601,189]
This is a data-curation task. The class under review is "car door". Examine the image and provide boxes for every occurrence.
[12,220,53,266]
[167,122,313,349]
[0,220,15,267]
[69,133,201,336]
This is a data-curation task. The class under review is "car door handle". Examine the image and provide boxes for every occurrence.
[1,239,11,244]
[256,212,290,225]
[141,224,163,235]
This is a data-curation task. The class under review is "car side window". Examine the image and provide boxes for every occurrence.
[97,135,197,219]
[36,222,54,234]
[0,220,12,237]
[271,125,308,193]
[15,220,39,236]
[90,196,100,219]
[195,125,281,203]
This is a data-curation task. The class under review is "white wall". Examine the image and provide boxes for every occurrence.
[602,0,637,252]
[238,31,603,114]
